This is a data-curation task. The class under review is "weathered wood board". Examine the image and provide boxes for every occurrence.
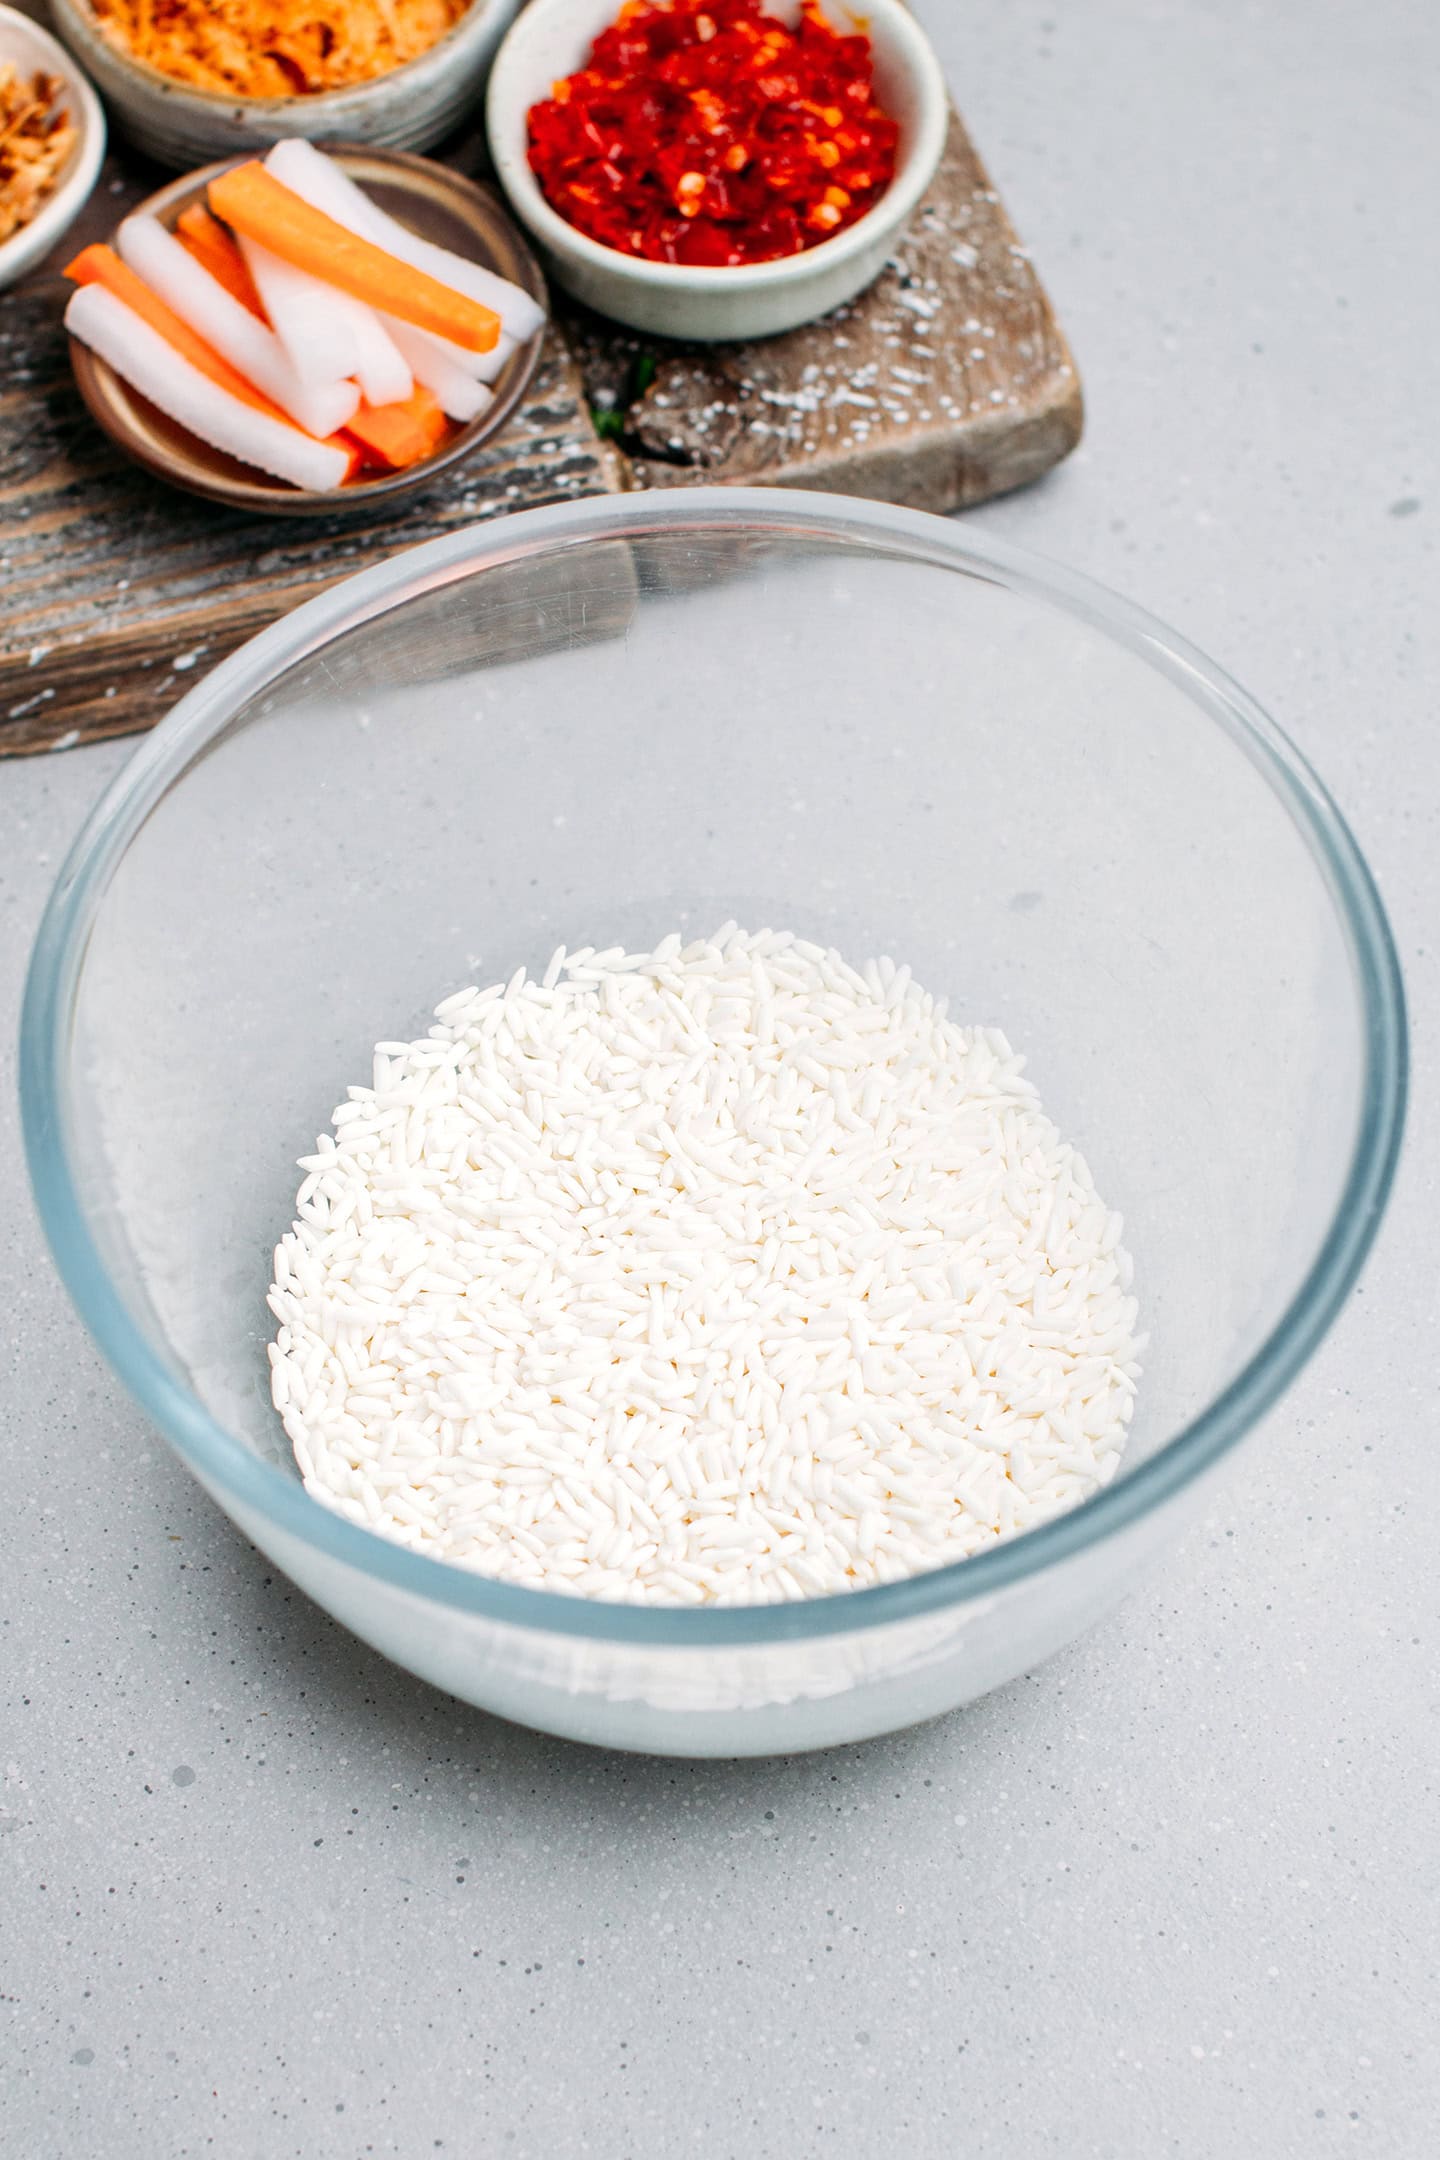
[568,117,1079,509]
[1,106,1079,756]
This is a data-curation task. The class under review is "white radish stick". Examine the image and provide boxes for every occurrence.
[264,138,547,344]
[66,284,351,492]
[240,236,412,405]
[383,319,494,423]
[117,216,359,441]
[344,304,413,408]
[379,315,518,386]
[238,236,362,386]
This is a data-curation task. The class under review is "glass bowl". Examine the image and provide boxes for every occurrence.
[21,489,1406,1757]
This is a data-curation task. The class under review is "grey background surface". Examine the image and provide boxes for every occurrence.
[2,2,1435,2155]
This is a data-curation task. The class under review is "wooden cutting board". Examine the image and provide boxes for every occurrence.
[0,111,1080,756]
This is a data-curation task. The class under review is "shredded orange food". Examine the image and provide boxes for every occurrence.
[0,65,76,245]
[90,0,470,100]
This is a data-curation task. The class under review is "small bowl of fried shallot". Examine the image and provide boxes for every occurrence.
[0,4,105,291]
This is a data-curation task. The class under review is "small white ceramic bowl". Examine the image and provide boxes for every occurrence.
[486,0,949,341]
[50,0,519,171]
[0,4,105,290]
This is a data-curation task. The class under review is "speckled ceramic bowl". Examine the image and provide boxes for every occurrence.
[0,3,105,290]
[68,148,547,516]
[50,0,520,170]
[487,0,949,341]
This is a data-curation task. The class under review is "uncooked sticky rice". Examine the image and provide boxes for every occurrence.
[268,927,1141,1605]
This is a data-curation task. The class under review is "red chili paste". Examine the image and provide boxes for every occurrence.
[526,0,900,268]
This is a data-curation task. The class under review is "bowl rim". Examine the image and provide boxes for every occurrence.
[485,0,950,292]
[50,0,511,117]
[20,487,1409,1648]
[0,2,107,282]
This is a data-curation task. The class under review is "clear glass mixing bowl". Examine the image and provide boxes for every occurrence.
[21,490,1406,1756]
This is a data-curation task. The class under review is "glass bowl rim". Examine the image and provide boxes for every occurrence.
[20,487,1408,1648]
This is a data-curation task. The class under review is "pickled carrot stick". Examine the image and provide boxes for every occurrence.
[175,204,265,318]
[344,386,449,470]
[209,162,501,353]
[264,138,545,344]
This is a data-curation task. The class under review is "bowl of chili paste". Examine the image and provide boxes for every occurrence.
[487,0,947,339]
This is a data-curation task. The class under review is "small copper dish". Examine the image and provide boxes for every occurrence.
[68,146,548,517]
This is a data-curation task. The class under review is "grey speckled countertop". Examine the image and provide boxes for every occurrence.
[2,3,1435,2155]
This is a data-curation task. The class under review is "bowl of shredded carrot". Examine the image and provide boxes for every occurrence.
[50,0,521,170]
